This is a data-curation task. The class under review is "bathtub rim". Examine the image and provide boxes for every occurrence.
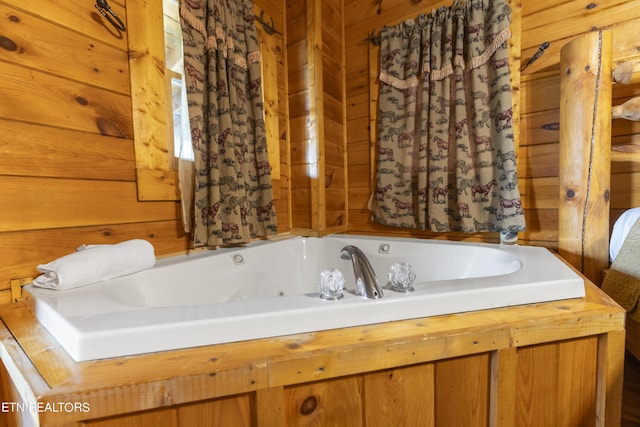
[23,234,585,361]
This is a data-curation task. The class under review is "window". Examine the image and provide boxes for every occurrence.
[163,0,193,162]
[127,1,281,201]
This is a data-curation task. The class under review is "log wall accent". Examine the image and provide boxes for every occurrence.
[613,60,640,86]
[558,31,612,284]
[519,1,640,248]
[0,0,290,301]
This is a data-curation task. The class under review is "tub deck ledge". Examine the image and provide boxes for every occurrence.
[0,279,626,426]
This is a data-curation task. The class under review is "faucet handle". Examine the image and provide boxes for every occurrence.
[318,268,345,300]
[388,262,416,292]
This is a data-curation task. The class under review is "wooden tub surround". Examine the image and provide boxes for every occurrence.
[0,275,625,426]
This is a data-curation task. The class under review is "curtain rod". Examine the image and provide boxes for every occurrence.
[366,0,470,45]
[364,30,381,46]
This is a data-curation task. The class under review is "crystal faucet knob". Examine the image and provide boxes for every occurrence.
[388,262,416,292]
[318,268,345,300]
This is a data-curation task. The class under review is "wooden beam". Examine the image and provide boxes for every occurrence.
[126,0,176,202]
[612,97,640,121]
[612,59,640,85]
[596,330,625,427]
[558,30,612,284]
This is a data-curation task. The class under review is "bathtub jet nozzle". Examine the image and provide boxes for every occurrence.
[340,245,383,299]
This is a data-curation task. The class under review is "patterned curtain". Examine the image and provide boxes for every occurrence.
[180,0,278,246]
[370,0,526,234]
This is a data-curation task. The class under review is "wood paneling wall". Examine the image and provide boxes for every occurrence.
[0,0,289,302]
[254,1,291,235]
[343,0,640,248]
[286,0,348,235]
[287,0,314,230]
[4,0,640,300]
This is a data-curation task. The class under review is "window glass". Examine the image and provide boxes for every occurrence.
[163,0,193,160]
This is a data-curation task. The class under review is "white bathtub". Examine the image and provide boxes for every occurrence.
[24,234,585,361]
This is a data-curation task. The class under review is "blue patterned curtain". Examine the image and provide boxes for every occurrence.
[371,0,526,234]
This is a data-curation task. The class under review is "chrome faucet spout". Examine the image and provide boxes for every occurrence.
[340,245,383,299]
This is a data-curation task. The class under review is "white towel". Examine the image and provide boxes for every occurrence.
[610,207,640,261]
[33,239,156,290]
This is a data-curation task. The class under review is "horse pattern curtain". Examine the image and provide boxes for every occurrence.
[370,0,526,234]
[180,0,278,246]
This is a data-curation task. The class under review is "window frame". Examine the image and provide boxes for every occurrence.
[127,0,178,201]
[126,1,280,202]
